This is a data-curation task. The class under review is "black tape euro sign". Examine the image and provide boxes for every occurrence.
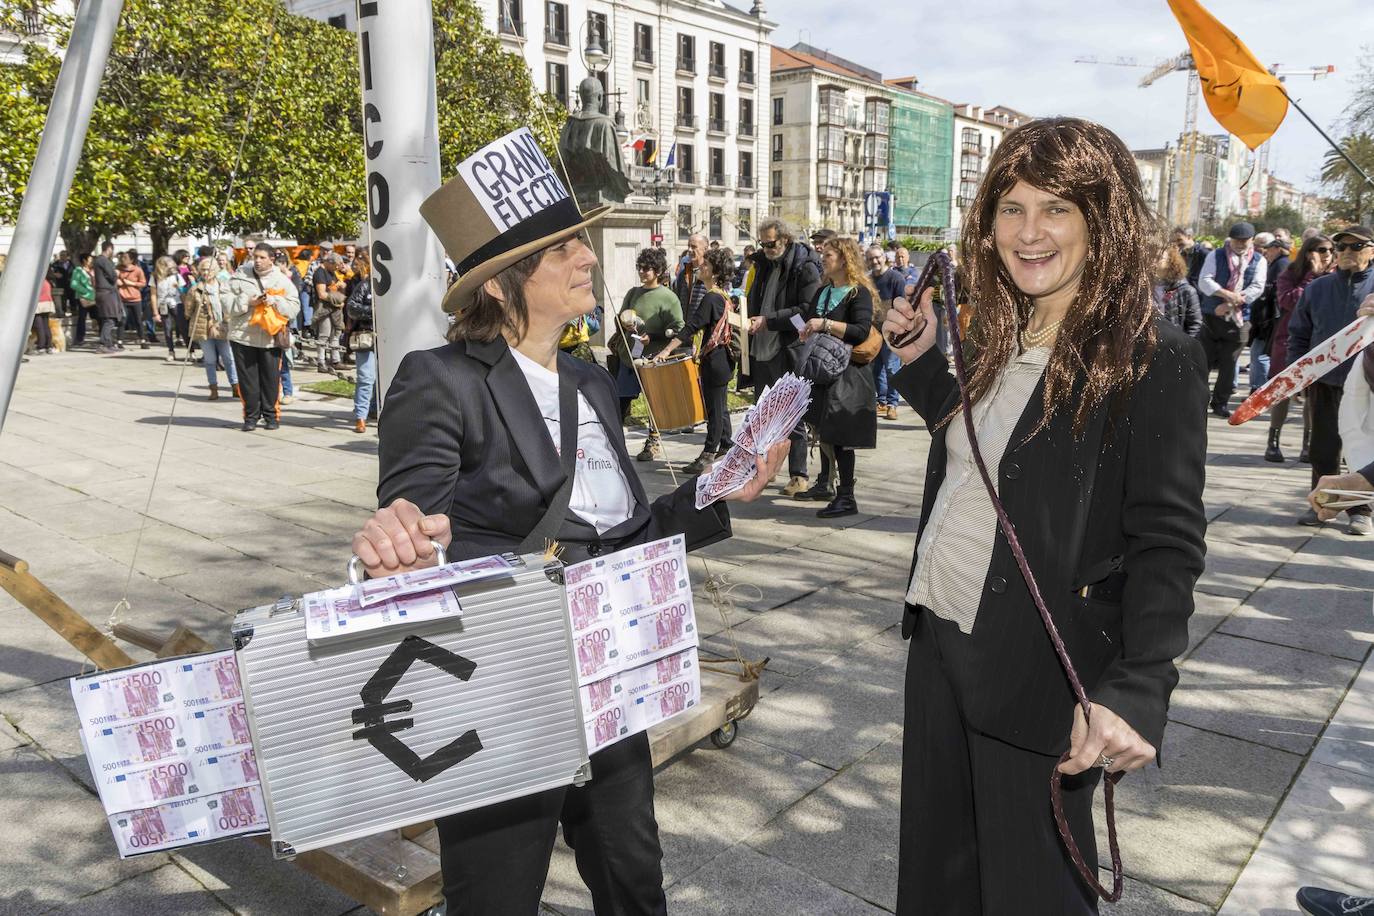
[350,635,483,783]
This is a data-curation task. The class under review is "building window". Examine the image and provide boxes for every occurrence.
[709,206,723,238]
[709,41,726,80]
[740,49,755,85]
[498,0,524,36]
[677,87,695,128]
[636,78,651,106]
[546,62,568,108]
[634,23,653,64]
[677,34,695,74]
[739,98,754,137]
[738,207,752,238]
[678,145,696,183]
[709,148,726,187]
[771,97,783,125]
[678,204,693,240]
[544,2,568,45]
[594,70,609,114]
[865,98,890,134]
[771,170,782,198]
[771,133,783,162]
[327,14,347,28]
[708,93,726,133]
[818,126,844,162]
[587,11,609,56]
[738,151,754,189]
[961,126,981,155]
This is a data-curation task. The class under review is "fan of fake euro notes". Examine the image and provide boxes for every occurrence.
[695,374,812,509]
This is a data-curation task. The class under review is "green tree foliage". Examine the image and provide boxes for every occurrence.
[1256,203,1304,236]
[0,0,567,255]
[1320,133,1374,227]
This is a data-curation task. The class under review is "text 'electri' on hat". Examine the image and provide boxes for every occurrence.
[1332,225,1374,244]
[420,127,612,315]
[1228,222,1256,240]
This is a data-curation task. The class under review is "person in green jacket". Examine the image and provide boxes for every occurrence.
[608,247,684,461]
[69,253,97,346]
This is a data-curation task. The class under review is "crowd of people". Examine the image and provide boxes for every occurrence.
[1161,221,1374,535]
[36,241,379,433]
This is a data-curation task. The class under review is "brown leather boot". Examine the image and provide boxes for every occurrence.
[232,383,241,399]
[354,419,367,434]
[208,385,219,401]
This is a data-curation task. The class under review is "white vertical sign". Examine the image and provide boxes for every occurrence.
[356,1,449,408]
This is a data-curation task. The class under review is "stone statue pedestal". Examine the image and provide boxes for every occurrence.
[587,202,670,340]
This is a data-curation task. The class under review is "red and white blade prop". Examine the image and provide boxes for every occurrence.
[1230,315,1374,425]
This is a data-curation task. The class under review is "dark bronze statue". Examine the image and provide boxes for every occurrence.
[558,78,632,208]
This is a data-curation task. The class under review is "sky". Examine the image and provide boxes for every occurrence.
[764,0,1369,195]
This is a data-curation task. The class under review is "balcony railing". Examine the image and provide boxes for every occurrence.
[707,173,732,189]
[738,174,755,190]
[498,16,525,37]
[677,56,696,74]
[544,25,568,45]
[709,63,727,80]
[676,169,697,185]
[738,120,755,138]
[635,44,653,64]
[707,117,727,133]
[740,69,756,86]
[676,113,697,129]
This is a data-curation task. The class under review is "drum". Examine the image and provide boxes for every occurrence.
[638,354,706,431]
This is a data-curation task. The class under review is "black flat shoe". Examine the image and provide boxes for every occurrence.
[241,419,258,432]
[797,482,835,501]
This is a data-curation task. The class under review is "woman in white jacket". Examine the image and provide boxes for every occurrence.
[153,256,183,363]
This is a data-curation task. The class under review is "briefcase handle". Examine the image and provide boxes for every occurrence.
[347,540,448,586]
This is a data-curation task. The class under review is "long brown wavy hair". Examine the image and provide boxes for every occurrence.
[822,236,878,302]
[958,117,1161,436]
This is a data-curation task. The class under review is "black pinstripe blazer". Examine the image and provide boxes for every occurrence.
[377,336,731,564]
[895,319,1208,757]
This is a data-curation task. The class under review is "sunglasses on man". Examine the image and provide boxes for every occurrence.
[1335,241,1372,252]
[757,239,783,250]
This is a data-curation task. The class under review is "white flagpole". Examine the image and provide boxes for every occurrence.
[0,1,125,435]
[355,1,448,407]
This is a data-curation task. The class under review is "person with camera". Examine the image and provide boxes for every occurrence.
[227,242,300,431]
[312,252,348,372]
[348,128,786,916]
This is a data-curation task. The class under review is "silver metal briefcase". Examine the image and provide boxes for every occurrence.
[232,553,591,857]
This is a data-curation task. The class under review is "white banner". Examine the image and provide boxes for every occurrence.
[356,0,449,407]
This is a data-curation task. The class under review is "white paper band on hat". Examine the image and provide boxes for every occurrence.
[457,128,571,233]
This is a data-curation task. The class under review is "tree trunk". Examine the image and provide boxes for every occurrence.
[59,222,100,258]
[150,223,171,260]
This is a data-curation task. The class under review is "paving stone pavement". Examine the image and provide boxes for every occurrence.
[0,347,1369,915]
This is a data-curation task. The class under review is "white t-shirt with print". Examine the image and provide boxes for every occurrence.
[509,347,635,534]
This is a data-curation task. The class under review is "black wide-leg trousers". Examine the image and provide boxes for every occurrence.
[898,609,1102,915]
[435,731,666,916]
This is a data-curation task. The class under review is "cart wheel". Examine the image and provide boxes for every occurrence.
[710,721,738,748]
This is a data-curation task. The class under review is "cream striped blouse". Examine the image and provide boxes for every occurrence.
[906,345,1051,633]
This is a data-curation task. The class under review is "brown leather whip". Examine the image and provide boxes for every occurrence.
[890,251,1125,902]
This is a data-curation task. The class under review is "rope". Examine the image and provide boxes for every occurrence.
[105,9,280,642]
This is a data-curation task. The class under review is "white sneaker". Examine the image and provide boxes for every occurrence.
[1349,514,1372,537]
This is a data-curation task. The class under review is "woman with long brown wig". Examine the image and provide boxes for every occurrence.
[882,117,1207,914]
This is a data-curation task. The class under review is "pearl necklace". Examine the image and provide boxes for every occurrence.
[1021,316,1063,348]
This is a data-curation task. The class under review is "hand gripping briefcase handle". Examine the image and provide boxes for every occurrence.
[924,249,1127,903]
[347,541,448,586]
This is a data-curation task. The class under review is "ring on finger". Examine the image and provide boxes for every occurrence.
[1095,752,1115,769]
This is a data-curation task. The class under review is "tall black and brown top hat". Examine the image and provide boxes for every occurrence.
[421,127,612,315]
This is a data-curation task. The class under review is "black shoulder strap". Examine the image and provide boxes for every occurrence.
[517,370,579,554]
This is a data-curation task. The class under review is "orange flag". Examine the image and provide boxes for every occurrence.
[1166,0,1288,149]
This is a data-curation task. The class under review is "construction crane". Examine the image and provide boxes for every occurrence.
[1077,55,1335,227]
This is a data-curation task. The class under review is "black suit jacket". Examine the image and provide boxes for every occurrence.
[377,336,731,564]
[895,319,1208,758]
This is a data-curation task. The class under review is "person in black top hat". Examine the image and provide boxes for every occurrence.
[348,127,788,915]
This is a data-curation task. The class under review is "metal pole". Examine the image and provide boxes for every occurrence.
[355,1,448,408]
[1280,91,1374,191]
[0,0,124,436]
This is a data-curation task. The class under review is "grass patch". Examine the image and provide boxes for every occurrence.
[302,378,356,397]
